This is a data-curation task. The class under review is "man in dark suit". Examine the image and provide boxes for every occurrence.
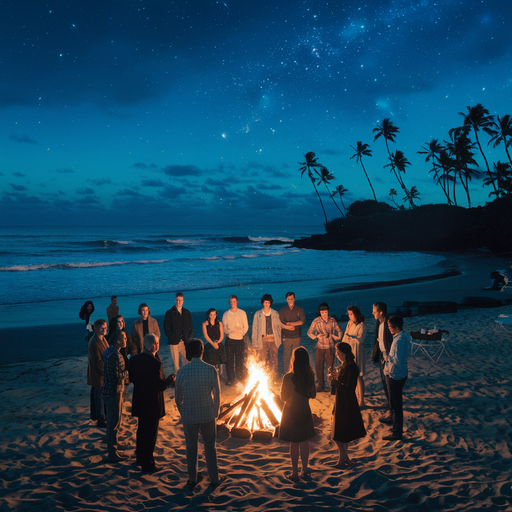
[372,301,393,422]
[128,333,175,472]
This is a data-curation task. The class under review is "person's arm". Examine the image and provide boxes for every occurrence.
[202,321,219,349]
[330,319,342,342]
[212,370,221,417]
[175,372,183,413]
[307,319,318,340]
[152,317,161,340]
[279,308,294,330]
[90,340,104,377]
[242,311,249,336]
[222,312,230,337]
[187,310,194,340]
[251,312,259,347]
[130,323,140,357]
[218,322,225,343]
[280,373,293,403]
[164,311,171,339]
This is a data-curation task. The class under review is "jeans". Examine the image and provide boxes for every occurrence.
[170,341,189,373]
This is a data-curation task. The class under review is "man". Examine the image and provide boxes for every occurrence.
[251,294,282,379]
[101,330,127,462]
[87,319,109,428]
[164,292,194,372]
[130,303,161,357]
[383,315,411,441]
[307,303,341,392]
[222,295,249,386]
[106,296,119,323]
[372,301,393,419]
[175,338,220,490]
[128,334,175,472]
[279,292,306,373]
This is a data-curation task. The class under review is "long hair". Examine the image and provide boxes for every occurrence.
[290,347,315,397]
[335,342,355,365]
[110,330,127,348]
[347,305,365,325]
[79,300,95,322]
[205,308,219,325]
[107,315,126,341]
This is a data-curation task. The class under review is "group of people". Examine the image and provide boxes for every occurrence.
[83,292,411,484]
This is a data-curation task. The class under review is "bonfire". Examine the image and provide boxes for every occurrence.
[218,358,283,440]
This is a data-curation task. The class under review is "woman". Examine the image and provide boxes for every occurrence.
[341,305,367,407]
[79,300,95,343]
[331,342,366,467]
[279,347,316,479]
[202,308,226,376]
[108,315,131,367]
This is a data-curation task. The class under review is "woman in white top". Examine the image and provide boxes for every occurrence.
[341,305,367,407]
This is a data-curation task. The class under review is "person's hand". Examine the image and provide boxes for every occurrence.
[212,342,219,350]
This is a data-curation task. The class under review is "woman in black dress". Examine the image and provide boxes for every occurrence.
[331,342,366,467]
[279,347,316,479]
[202,308,226,377]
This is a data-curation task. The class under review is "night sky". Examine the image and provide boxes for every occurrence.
[1,0,510,226]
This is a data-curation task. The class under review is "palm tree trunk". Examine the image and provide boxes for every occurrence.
[473,128,497,195]
[360,161,377,201]
[323,183,344,216]
[310,177,328,223]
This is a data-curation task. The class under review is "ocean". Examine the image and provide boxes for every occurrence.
[0,225,445,307]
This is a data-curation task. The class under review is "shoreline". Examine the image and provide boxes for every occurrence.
[1,252,509,367]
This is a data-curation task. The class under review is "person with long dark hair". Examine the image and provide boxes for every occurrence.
[331,342,366,467]
[107,315,131,367]
[342,305,367,407]
[79,300,95,343]
[202,308,226,377]
[279,347,316,479]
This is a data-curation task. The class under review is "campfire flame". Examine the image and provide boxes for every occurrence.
[219,357,282,438]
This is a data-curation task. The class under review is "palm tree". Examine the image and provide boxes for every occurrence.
[330,184,349,215]
[483,161,512,198]
[418,139,452,204]
[459,103,495,193]
[446,128,480,208]
[298,151,327,223]
[350,141,377,201]
[485,114,512,166]
[403,186,421,208]
[389,188,398,208]
[437,149,457,205]
[385,150,413,207]
[317,166,344,216]
[373,118,405,190]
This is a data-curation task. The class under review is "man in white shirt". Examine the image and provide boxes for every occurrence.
[222,295,249,386]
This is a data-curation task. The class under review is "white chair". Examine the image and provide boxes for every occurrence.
[410,330,448,362]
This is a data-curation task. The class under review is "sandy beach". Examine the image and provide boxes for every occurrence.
[1,252,512,511]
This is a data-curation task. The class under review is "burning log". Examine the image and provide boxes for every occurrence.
[259,397,280,428]
[235,390,259,428]
[233,381,259,428]
[252,429,273,441]
[218,395,246,421]
[268,388,284,411]
[231,427,252,439]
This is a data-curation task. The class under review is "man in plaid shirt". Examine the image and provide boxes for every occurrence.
[307,302,341,392]
[101,331,127,462]
[175,338,221,490]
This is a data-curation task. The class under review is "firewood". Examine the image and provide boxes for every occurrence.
[230,427,251,439]
[233,382,259,428]
[218,394,246,421]
[252,429,273,440]
[235,390,259,428]
[259,397,280,427]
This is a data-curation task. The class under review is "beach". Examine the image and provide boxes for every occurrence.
[1,251,512,511]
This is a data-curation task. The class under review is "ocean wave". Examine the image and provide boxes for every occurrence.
[73,240,131,247]
[200,256,219,260]
[167,238,205,245]
[0,259,169,272]
[249,236,294,243]
[241,254,259,258]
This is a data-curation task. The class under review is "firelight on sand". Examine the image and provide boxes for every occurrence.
[218,357,282,438]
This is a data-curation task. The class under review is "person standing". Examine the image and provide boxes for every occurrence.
[222,295,249,386]
[383,315,411,441]
[164,292,194,372]
[79,300,95,343]
[341,305,367,407]
[202,308,226,377]
[371,302,393,420]
[101,330,127,461]
[130,303,161,357]
[106,296,119,324]
[307,303,341,392]
[87,319,109,428]
[279,347,316,480]
[279,292,306,374]
[251,294,282,380]
[128,334,175,473]
[331,342,366,467]
[175,338,221,490]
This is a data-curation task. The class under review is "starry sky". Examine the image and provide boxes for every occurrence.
[1,0,511,226]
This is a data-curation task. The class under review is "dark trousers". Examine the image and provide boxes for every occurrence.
[136,416,160,470]
[315,347,334,388]
[183,419,219,483]
[105,391,123,456]
[225,337,246,382]
[380,359,390,409]
[386,375,407,435]
[90,386,105,421]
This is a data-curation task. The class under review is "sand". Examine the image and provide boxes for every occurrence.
[1,252,512,511]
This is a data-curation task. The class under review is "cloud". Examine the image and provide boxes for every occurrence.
[76,187,95,195]
[141,179,164,188]
[13,172,26,177]
[9,134,37,144]
[158,184,188,198]
[9,183,28,191]
[162,165,203,177]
